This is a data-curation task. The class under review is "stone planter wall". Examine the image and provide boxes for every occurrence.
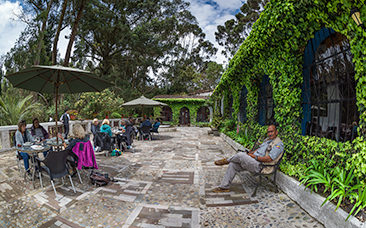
[219,132,366,228]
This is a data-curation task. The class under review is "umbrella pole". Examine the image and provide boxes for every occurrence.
[55,84,59,147]
[55,70,60,149]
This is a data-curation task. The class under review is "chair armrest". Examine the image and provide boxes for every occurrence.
[260,163,277,167]
[237,148,249,153]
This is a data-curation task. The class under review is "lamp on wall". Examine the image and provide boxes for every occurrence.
[351,7,365,29]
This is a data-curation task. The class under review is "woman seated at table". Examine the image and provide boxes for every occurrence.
[15,120,34,172]
[119,120,133,149]
[119,120,126,132]
[100,119,112,137]
[31,118,49,141]
[91,118,100,137]
[151,118,161,133]
[59,124,90,151]
[114,120,126,150]
[59,124,98,170]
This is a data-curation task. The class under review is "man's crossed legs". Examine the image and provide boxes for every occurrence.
[213,152,261,192]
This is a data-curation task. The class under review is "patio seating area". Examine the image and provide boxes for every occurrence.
[0,127,322,227]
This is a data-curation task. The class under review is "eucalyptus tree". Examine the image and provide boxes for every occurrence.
[52,0,68,64]
[215,0,268,59]
[63,0,86,66]
[73,0,216,97]
[3,0,217,102]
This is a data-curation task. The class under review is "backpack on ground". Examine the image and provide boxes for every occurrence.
[111,148,122,156]
[90,170,111,186]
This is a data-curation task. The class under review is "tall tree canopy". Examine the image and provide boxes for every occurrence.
[2,0,218,104]
[73,0,217,97]
[215,0,268,59]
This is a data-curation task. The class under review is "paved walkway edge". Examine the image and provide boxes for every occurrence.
[219,132,366,228]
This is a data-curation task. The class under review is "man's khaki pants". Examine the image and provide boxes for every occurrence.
[219,152,261,189]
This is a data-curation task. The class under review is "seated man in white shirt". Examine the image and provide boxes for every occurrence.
[213,124,284,192]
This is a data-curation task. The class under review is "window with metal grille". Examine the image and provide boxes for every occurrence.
[302,29,358,142]
[258,75,275,125]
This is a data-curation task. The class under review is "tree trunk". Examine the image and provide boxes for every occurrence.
[63,0,86,66]
[34,0,53,65]
[52,0,68,65]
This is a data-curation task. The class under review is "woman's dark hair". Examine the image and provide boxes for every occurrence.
[32,118,39,125]
[18,120,26,131]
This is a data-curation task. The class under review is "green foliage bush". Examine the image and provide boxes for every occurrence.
[195,122,210,127]
[0,81,43,125]
[220,118,236,133]
[111,112,122,119]
[75,89,124,119]
[299,159,366,220]
[211,116,222,129]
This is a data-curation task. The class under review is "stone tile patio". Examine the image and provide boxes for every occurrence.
[0,127,323,227]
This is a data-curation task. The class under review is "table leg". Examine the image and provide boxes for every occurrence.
[31,155,37,189]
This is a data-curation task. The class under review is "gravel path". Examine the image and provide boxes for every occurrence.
[0,127,323,227]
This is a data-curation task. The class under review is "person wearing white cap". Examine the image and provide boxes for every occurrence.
[91,118,100,137]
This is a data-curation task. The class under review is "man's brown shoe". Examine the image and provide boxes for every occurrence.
[214,158,229,166]
[212,187,230,193]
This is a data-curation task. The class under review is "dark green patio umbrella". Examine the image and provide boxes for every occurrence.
[5,65,113,142]
[122,95,167,117]
[122,95,168,107]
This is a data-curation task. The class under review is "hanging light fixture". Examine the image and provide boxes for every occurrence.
[351,8,365,29]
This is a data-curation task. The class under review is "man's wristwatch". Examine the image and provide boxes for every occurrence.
[255,155,258,161]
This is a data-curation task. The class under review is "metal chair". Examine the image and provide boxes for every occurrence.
[250,150,285,197]
[66,151,83,184]
[37,150,76,196]
[94,132,113,156]
[13,134,26,177]
[139,125,152,141]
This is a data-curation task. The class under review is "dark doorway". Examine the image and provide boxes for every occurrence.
[161,106,173,121]
[179,107,190,125]
[196,106,209,122]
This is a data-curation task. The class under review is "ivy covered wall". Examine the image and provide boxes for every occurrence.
[153,98,209,125]
[212,0,366,180]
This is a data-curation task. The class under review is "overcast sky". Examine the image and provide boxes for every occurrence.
[0,0,244,65]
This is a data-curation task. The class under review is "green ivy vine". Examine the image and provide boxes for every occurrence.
[211,0,366,182]
[152,98,208,125]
